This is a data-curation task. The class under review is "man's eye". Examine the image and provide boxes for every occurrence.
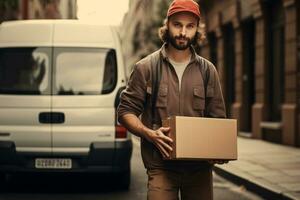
[187,25,194,29]
[174,23,181,27]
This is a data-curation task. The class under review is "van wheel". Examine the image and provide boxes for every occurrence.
[118,169,130,190]
[0,172,6,188]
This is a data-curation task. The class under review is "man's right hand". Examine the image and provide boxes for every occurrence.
[146,127,173,159]
[118,114,173,158]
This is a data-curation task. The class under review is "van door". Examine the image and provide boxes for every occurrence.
[0,47,52,154]
[51,48,118,158]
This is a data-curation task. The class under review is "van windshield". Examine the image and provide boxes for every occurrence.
[0,47,117,95]
[0,47,51,95]
[53,48,117,95]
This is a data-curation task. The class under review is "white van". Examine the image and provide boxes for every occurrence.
[0,20,132,188]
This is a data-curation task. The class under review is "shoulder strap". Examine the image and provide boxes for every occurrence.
[196,55,211,116]
[150,52,162,126]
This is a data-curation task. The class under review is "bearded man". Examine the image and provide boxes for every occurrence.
[118,0,227,199]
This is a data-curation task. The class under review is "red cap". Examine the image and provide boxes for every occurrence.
[167,0,201,19]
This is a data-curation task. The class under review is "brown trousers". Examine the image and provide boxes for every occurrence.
[147,167,213,200]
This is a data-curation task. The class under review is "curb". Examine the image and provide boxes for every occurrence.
[213,166,294,200]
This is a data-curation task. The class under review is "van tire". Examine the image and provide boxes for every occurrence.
[118,169,130,190]
[0,172,6,188]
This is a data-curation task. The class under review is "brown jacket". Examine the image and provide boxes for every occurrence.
[118,44,226,169]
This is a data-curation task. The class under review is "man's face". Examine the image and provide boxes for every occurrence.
[167,12,198,50]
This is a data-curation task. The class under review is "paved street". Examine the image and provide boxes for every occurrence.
[0,138,263,200]
[215,137,300,200]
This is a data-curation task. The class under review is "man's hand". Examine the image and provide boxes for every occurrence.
[146,127,173,159]
[208,160,229,165]
[118,114,173,158]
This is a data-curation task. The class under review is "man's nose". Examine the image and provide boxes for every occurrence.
[180,27,187,36]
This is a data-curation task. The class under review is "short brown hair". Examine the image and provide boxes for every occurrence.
[158,18,206,47]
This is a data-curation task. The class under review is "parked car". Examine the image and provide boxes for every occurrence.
[0,20,132,189]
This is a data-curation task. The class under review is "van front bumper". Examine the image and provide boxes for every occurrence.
[0,140,132,173]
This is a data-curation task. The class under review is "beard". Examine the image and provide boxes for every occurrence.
[168,33,195,50]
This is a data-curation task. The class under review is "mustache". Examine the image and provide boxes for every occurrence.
[174,35,189,40]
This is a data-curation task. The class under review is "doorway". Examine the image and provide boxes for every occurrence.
[241,19,255,133]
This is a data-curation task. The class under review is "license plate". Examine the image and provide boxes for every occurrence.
[35,158,72,169]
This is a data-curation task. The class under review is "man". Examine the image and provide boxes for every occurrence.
[118,0,227,199]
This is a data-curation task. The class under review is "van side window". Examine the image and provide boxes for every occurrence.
[54,48,117,95]
[0,48,51,95]
[102,50,117,94]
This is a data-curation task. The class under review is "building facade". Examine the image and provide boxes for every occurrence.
[199,0,300,147]
[0,0,77,23]
[121,0,300,147]
[120,0,169,77]
[19,0,77,20]
[0,0,19,22]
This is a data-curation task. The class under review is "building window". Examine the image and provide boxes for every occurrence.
[242,19,255,132]
[266,0,285,121]
[223,24,235,117]
[208,32,217,67]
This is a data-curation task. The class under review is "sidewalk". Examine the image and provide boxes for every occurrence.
[214,137,300,200]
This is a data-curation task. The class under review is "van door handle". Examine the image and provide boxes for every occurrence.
[39,112,65,124]
[51,112,65,124]
[39,112,51,123]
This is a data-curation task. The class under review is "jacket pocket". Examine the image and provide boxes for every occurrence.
[193,86,205,110]
[156,84,168,108]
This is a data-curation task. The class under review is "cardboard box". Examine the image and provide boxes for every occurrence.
[162,116,237,160]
